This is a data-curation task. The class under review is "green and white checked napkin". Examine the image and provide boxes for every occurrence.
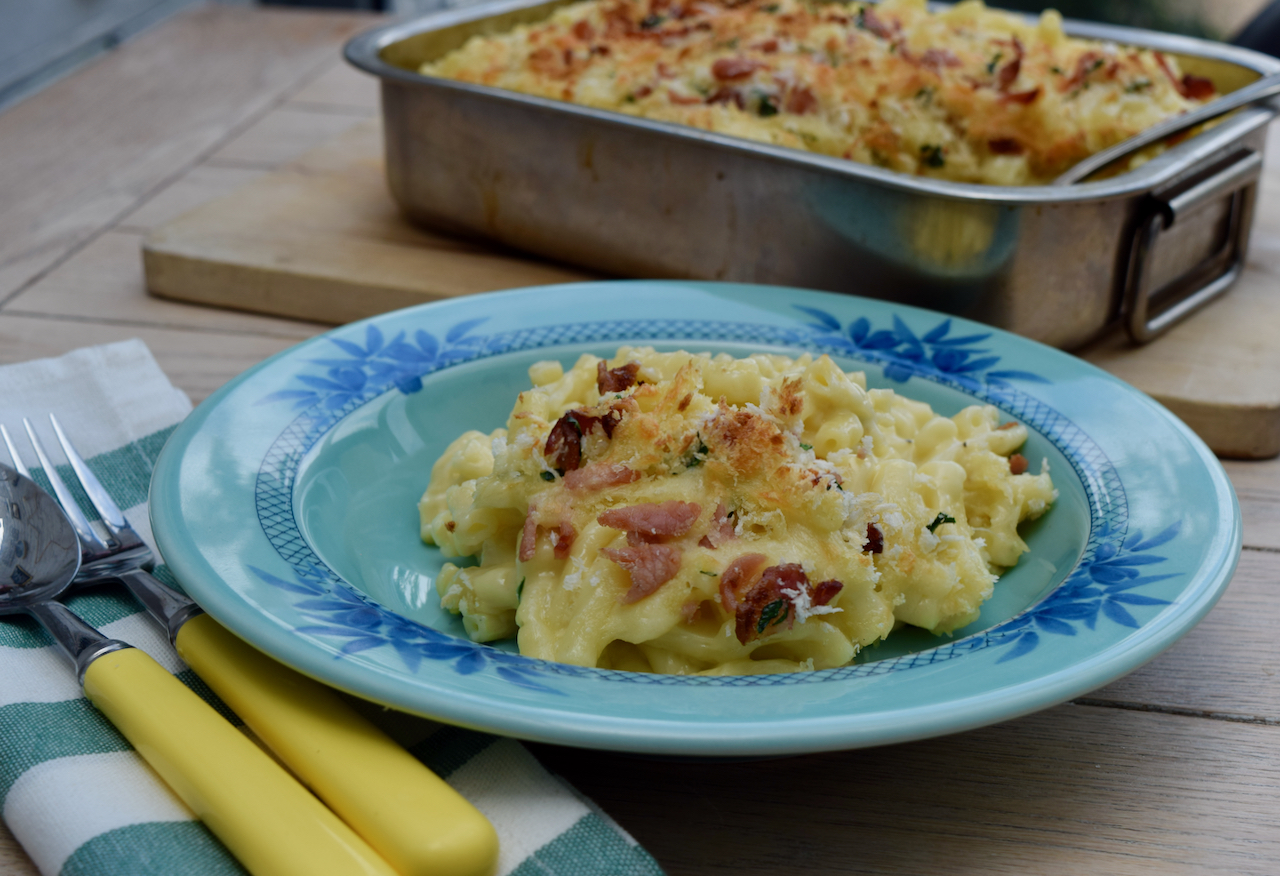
[0,340,664,876]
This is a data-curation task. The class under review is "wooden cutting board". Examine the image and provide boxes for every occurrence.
[143,120,1280,459]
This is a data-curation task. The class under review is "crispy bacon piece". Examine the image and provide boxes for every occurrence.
[519,511,539,562]
[544,409,621,472]
[528,45,591,80]
[1003,86,1041,105]
[1153,52,1180,92]
[919,48,960,71]
[1009,453,1029,475]
[564,462,641,493]
[603,543,684,602]
[707,86,745,108]
[545,413,585,473]
[712,57,765,81]
[994,37,1023,91]
[784,85,818,115]
[668,89,704,105]
[698,501,736,549]
[1180,73,1214,100]
[753,38,779,53]
[812,579,843,606]
[864,523,884,554]
[1062,51,1103,92]
[988,138,1024,155]
[597,360,640,394]
[572,20,594,40]
[859,6,896,41]
[719,552,768,614]
[551,519,576,559]
[599,501,701,541]
[519,504,577,561]
[731,563,844,644]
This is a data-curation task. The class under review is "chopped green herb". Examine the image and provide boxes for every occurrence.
[757,94,778,117]
[920,144,945,168]
[757,598,789,633]
[1125,78,1152,93]
[700,570,718,576]
[986,52,1003,74]
[800,443,813,451]
[685,434,710,468]
[1049,65,1063,75]
[855,7,866,29]
[928,512,957,533]
[623,93,637,103]
[762,3,780,11]
[540,470,556,481]
[517,577,526,599]
[640,13,665,28]
[615,393,625,399]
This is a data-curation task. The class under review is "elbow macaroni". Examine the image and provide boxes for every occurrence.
[422,0,1215,185]
[421,348,1055,674]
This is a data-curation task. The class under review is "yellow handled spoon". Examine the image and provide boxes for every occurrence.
[0,463,398,876]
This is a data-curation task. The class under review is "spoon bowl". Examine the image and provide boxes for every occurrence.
[0,463,81,607]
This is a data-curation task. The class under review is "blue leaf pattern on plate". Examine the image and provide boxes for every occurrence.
[991,522,1177,662]
[793,306,1052,390]
[258,320,489,407]
[248,563,565,693]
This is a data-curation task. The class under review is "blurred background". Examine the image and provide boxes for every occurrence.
[1,0,1277,112]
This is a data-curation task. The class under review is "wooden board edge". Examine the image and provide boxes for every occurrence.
[1152,393,1280,460]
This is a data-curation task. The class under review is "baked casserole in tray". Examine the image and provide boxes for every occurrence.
[346,0,1280,348]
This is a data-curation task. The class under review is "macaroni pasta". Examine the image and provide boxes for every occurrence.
[421,348,1055,674]
[422,0,1215,185]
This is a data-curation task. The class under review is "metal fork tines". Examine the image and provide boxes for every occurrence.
[1,415,201,641]
[2,416,150,577]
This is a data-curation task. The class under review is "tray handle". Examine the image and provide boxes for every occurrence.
[1124,149,1262,343]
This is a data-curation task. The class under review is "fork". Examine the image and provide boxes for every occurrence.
[5,416,498,876]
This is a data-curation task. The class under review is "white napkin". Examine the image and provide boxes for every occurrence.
[0,340,663,876]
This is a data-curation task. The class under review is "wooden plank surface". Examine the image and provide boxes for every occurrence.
[0,3,373,304]
[140,116,1280,458]
[532,702,1280,876]
[2,6,1280,876]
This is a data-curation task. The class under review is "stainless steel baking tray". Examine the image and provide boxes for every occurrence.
[345,1,1280,348]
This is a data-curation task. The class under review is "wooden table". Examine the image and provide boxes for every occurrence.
[2,5,1278,874]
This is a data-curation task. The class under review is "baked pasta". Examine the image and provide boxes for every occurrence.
[422,0,1216,185]
[420,349,1055,675]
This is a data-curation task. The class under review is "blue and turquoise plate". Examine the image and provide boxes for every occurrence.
[149,282,1241,757]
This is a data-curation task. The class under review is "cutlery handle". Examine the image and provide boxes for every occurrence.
[175,613,499,876]
[82,647,398,876]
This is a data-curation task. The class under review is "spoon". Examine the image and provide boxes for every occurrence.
[0,463,399,876]
[0,462,125,678]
